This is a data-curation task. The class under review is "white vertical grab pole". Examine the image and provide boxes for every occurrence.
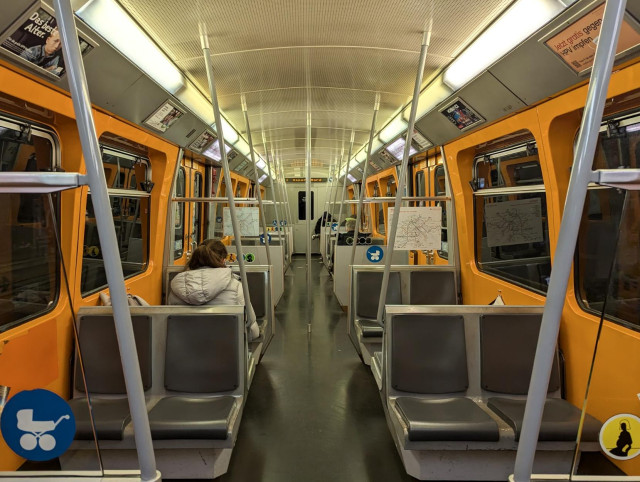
[242,95,272,268]
[376,30,430,326]
[306,112,313,333]
[349,95,380,268]
[513,1,627,480]
[337,131,355,227]
[200,23,255,329]
[53,1,159,479]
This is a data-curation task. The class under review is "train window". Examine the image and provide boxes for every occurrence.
[81,147,150,295]
[576,112,640,330]
[434,165,448,260]
[473,139,551,293]
[174,167,185,258]
[0,117,59,331]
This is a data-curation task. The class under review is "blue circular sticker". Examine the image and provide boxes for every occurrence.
[1,389,76,461]
[260,233,272,245]
[331,223,338,232]
[366,246,383,263]
[216,216,223,223]
[272,219,278,226]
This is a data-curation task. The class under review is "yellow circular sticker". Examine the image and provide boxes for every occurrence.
[600,413,640,460]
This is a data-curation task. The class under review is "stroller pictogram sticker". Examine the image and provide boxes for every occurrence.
[1,389,76,461]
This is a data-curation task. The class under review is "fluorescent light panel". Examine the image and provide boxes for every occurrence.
[386,137,416,161]
[443,0,565,90]
[379,117,408,143]
[203,140,232,161]
[256,159,267,170]
[403,77,453,120]
[211,118,239,144]
[258,173,268,183]
[177,82,215,125]
[77,0,184,94]
[347,174,357,183]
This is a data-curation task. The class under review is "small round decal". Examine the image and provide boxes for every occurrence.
[600,413,640,460]
[1,389,76,461]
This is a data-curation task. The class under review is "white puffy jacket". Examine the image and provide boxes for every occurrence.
[168,267,260,340]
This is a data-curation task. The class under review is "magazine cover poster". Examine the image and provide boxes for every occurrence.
[440,98,484,131]
[1,7,93,78]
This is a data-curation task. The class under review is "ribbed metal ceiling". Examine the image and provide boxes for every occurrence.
[118,0,514,174]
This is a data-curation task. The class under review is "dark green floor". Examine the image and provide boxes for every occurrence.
[218,255,414,481]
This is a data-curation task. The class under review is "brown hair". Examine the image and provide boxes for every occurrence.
[187,239,227,270]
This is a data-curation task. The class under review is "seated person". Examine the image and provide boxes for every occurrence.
[337,218,356,245]
[169,238,260,340]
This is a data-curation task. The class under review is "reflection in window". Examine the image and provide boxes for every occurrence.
[576,113,640,329]
[81,147,150,295]
[0,118,59,331]
[434,165,449,260]
[474,138,551,293]
[174,167,185,259]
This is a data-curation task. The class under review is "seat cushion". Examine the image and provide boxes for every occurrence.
[69,397,131,440]
[357,319,383,338]
[395,397,499,442]
[149,396,236,440]
[488,397,601,442]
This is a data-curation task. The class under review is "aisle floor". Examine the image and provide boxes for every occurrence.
[217,255,414,482]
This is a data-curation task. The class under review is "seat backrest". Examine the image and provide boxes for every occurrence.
[480,313,560,394]
[409,270,457,305]
[164,314,240,393]
[356,271,402,319]
[391,314,468,394]
[75,315,152,394]
[246,271,267,319]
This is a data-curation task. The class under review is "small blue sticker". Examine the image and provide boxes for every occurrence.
[216,216,223,223]
[331,223,338,232]
[272,220,278,226]
[260,233,272,245]
[1,389,76,461]
[366,246,383,263]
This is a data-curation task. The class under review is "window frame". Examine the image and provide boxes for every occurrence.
[0,113,61,332]
[472,137,551,295]
[81,146,151,297]
[574,110,640,332]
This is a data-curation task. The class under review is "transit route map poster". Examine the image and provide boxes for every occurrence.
[0,6,94,79]
[223,207,260,237]
[544,3,640,74]
[387,206,441,251]
[484,198,543,248]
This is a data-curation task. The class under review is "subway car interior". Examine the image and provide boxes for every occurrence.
[0,0,640,481]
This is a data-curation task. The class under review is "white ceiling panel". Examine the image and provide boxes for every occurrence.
[118,0,515,173]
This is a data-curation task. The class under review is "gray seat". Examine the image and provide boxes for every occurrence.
[164,314,240,393]
[246,271,267,319]
[396,397,499,442]
[75,315,152,394]
[356,271,401,337]
[73,314,152,440]
[359,320,383,337]
[409,271,457,305]
[480,313,560,394]
[149,396,236,440]
[69,398,131,440]
[488,397,601,442]
[392,314,468,394]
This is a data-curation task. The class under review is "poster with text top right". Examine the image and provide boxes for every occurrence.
[544,4,640,74]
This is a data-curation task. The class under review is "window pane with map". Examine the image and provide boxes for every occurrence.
[476,192,551,293]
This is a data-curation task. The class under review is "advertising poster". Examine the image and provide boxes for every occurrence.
[0,7,94,79]
[143,101,184,133]
[189,131,215,153]
[544,4,640,74]
[440,98,484,131]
